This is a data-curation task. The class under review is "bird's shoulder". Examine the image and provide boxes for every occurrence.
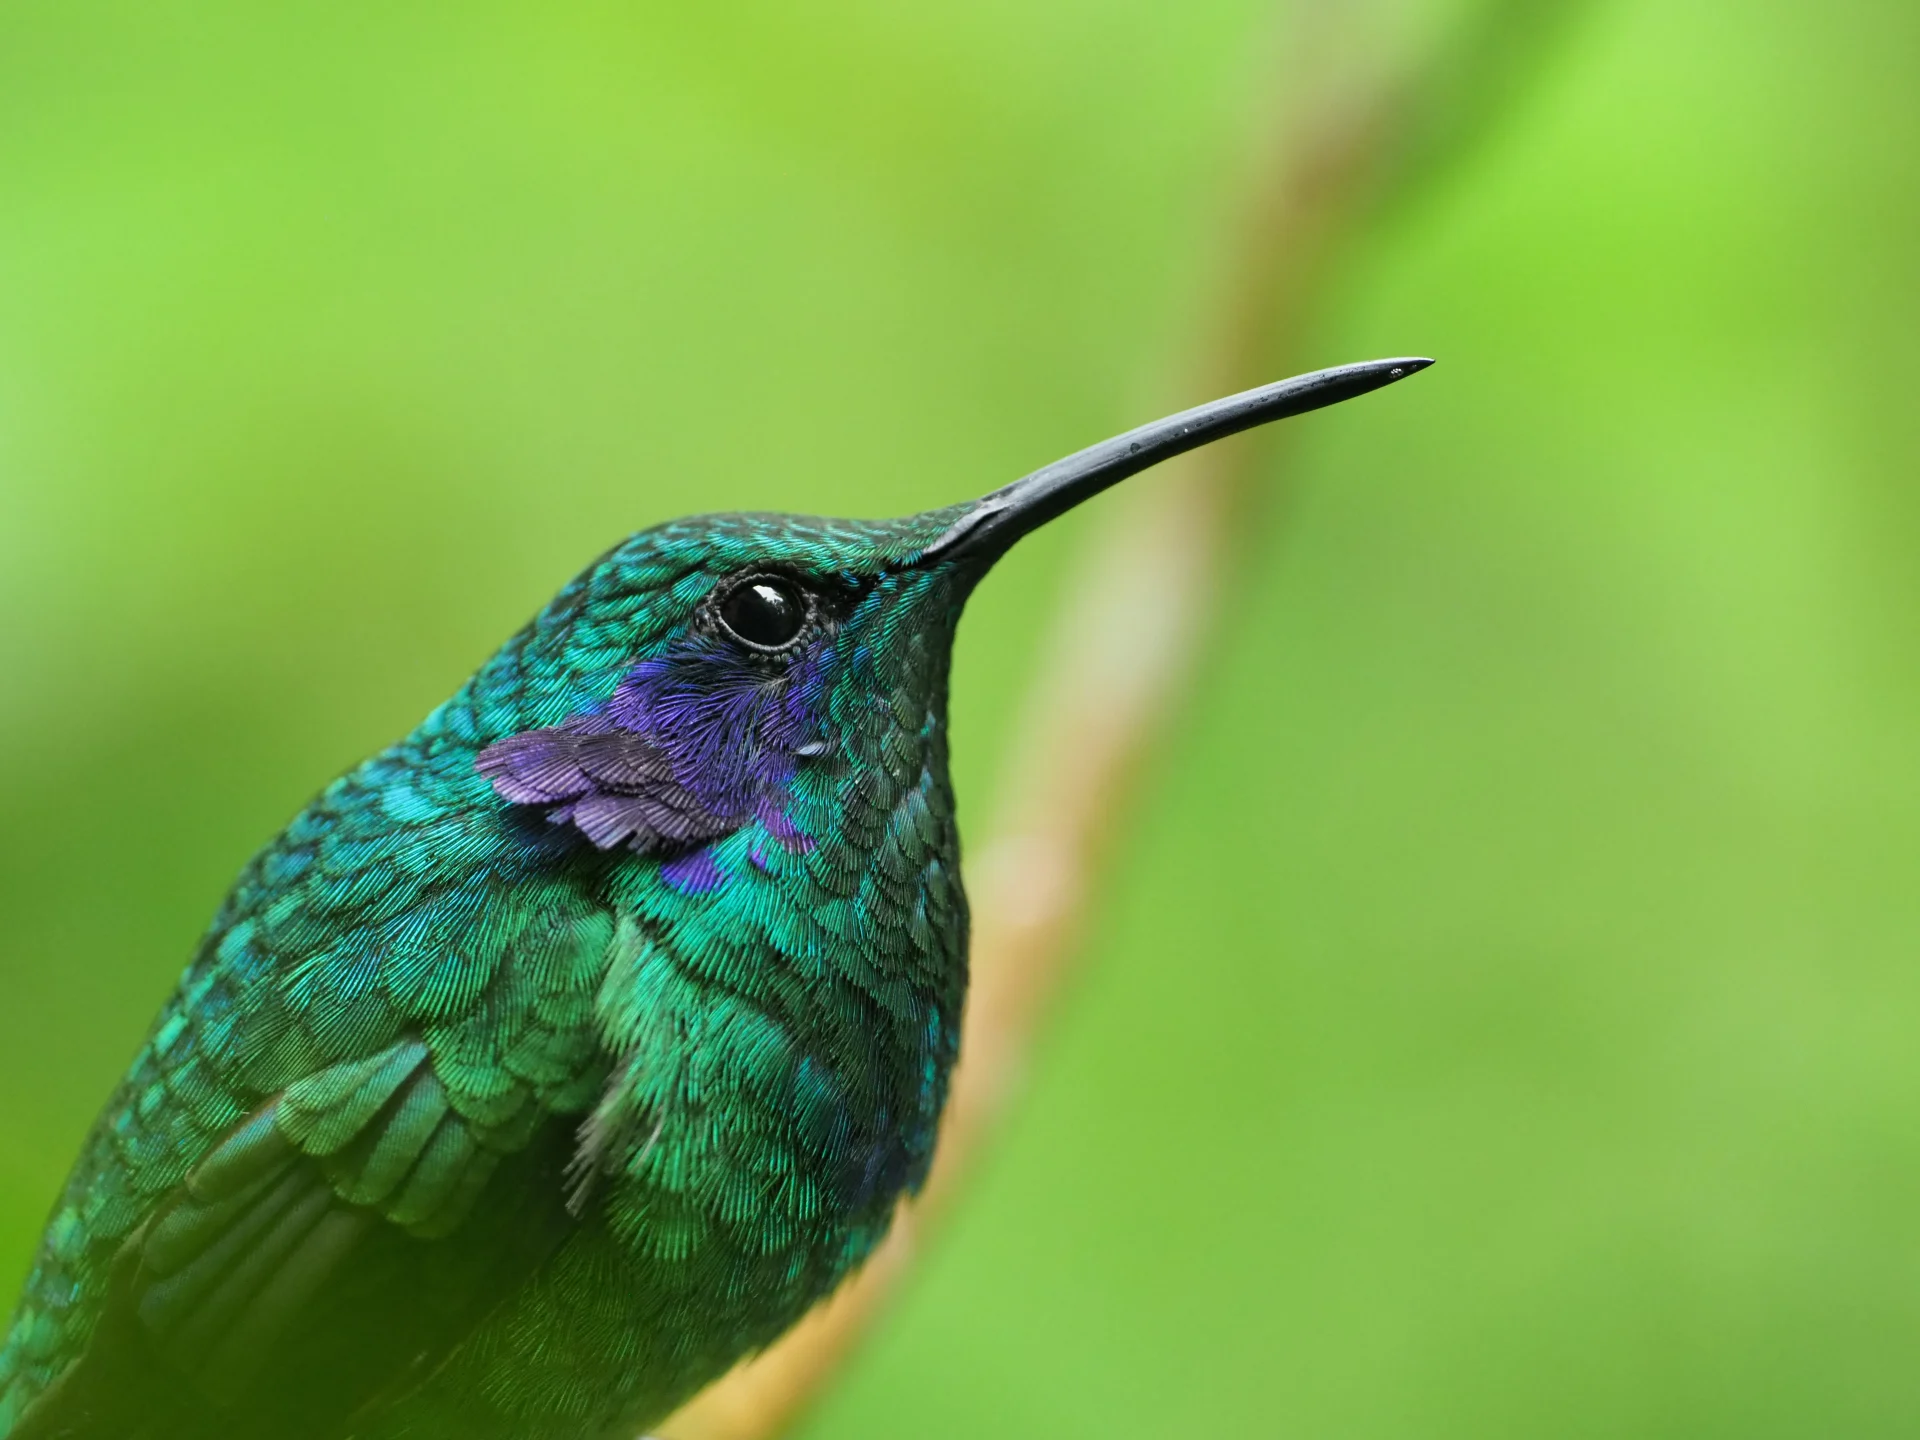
[0,732,621,1433]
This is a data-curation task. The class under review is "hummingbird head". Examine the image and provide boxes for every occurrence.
[468,358,1431,895]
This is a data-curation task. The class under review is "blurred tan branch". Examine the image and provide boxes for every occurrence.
[657,5,1576,1436]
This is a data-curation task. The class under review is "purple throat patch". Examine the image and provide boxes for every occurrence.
[476,637,828,859]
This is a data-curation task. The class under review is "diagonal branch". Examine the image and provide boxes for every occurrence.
[657,4,1580,1436]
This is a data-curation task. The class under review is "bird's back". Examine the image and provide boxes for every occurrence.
[0,710,616,1436]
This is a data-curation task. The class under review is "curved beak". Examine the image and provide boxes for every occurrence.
[919,356,1433,567]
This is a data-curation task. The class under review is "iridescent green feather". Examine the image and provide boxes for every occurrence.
[0,509,972,1440]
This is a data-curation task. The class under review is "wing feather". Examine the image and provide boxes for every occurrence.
[0,742,621,1438]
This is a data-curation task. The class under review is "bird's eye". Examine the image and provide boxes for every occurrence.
[719,577,807,650]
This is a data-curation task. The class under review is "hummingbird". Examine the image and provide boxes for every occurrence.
[0,358,1429,1440]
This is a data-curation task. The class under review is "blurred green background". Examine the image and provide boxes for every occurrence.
[3,0,1919,1434]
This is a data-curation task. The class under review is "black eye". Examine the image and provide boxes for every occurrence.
[719,577,807,649]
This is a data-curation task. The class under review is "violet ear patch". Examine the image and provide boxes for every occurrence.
[477,634,836,858]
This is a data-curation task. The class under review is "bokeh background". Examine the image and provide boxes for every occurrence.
[4,0,1919,1434]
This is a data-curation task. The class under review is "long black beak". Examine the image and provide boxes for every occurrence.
[919,357,1433,566]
